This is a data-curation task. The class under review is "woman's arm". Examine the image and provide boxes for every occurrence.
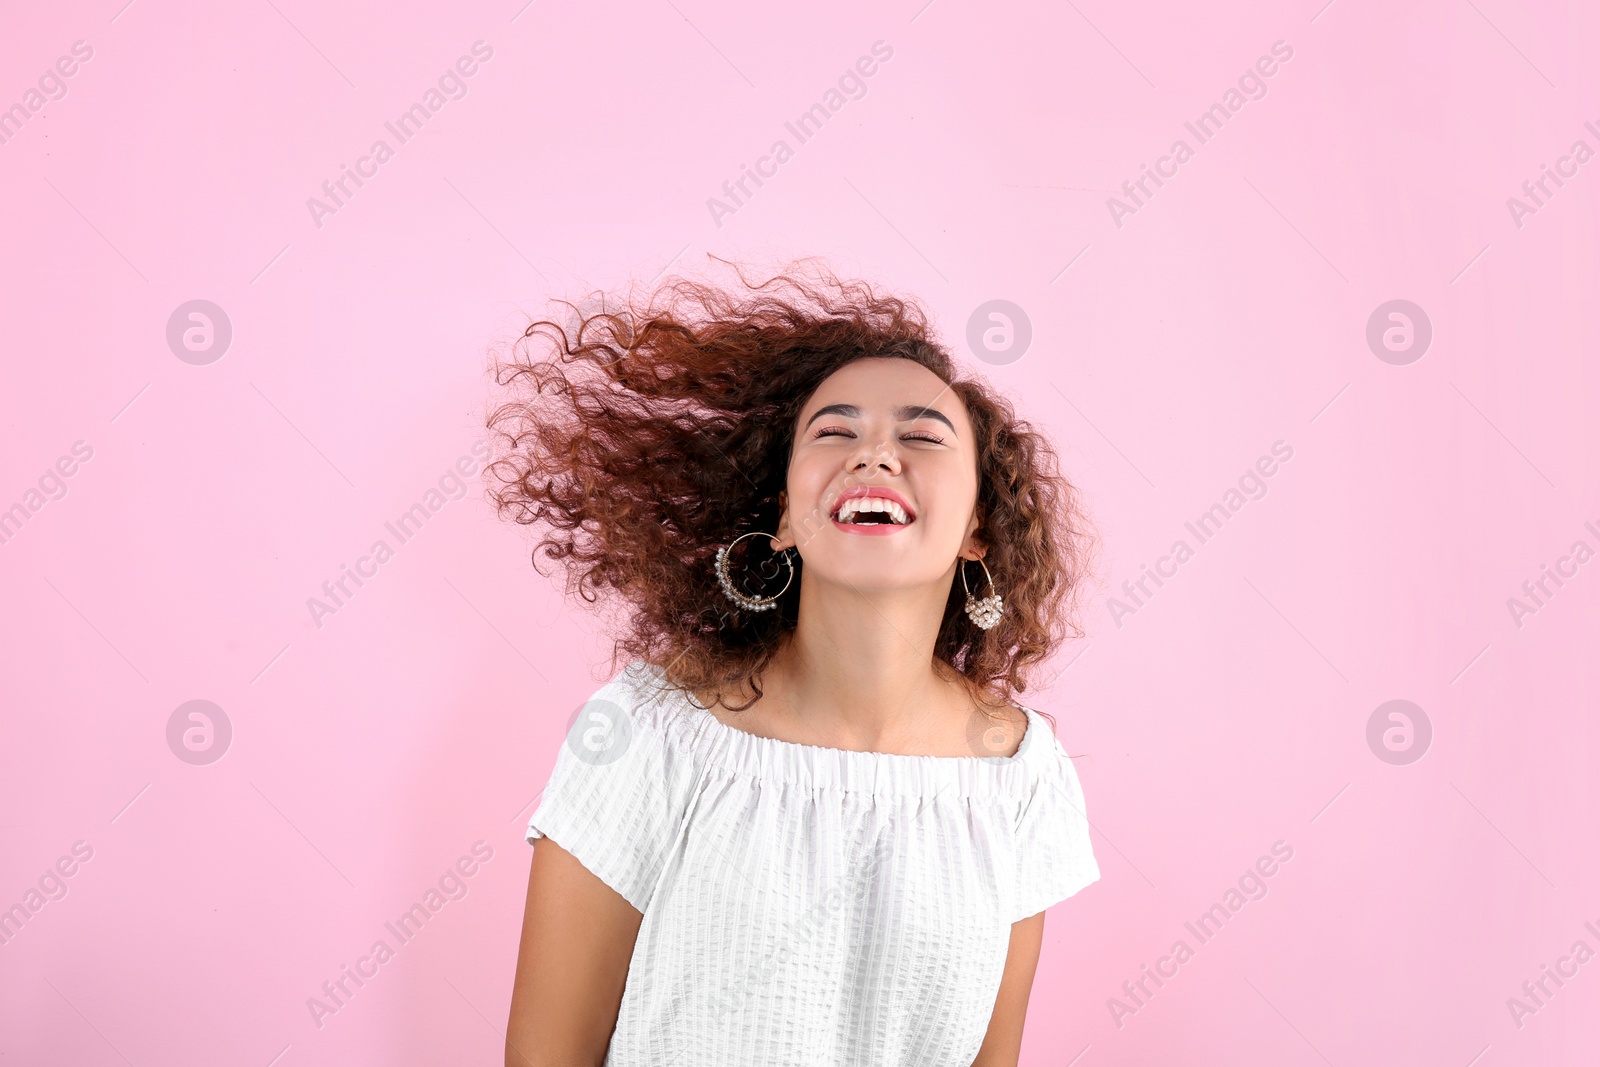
[506,837,643,1067]
[970,911,1047,1067]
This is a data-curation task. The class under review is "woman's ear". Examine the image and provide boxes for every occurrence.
[959,510,987,561]
[771,490,796,551]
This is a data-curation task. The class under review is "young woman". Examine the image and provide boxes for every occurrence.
[489,262,1101,1067]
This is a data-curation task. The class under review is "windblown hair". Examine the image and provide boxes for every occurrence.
[484,258,1097,715]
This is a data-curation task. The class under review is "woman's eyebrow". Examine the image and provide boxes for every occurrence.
[897,405,957,433]
[802,403,957,435]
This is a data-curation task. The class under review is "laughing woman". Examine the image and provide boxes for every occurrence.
[490,262,1102,1067]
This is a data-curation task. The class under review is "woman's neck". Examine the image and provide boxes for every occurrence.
[732,572,987,754]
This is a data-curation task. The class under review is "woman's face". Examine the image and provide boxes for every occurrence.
[773,357,985,592]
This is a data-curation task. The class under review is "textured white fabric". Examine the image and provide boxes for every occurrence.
[526,659,1100,1067]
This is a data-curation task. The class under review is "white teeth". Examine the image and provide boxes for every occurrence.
[834,497,910,525]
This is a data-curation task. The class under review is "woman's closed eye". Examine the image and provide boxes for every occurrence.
[813,427,946,444]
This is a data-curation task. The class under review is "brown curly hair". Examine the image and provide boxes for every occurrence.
[484,258,1097,717]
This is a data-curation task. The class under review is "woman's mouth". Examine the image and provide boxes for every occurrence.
[830,492,915,535]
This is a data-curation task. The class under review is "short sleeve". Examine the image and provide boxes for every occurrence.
[526,669,687,914]
[1008,726,1100,922]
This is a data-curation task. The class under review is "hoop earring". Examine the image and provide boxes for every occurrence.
[715,531,796,612]
[961,557,1003,630]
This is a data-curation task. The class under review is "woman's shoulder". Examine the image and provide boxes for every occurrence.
[967,700,1030,759]
[590,658,718,741]
[1010,703,1084,786]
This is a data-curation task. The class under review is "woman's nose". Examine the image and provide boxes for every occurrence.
[850,439,900,474]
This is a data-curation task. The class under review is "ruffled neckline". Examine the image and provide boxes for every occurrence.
[626,660,1056,799]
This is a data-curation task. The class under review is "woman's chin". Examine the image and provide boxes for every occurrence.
[804,559,946,595]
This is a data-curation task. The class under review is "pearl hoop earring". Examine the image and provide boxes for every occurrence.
[961,557,1003,630]
[714,530,795,611]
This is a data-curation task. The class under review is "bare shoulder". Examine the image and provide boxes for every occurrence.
[967,700,1029,758]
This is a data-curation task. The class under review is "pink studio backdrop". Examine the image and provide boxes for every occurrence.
[2,0,1596,1064]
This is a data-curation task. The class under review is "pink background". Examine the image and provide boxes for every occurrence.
[3,0,1597,1064]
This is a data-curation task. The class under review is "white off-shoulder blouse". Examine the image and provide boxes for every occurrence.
[525,659,1100,1067]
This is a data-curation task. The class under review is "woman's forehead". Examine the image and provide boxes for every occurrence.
[802,358,966,421]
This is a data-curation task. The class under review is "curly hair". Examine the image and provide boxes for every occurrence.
[484,258,1097,718]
